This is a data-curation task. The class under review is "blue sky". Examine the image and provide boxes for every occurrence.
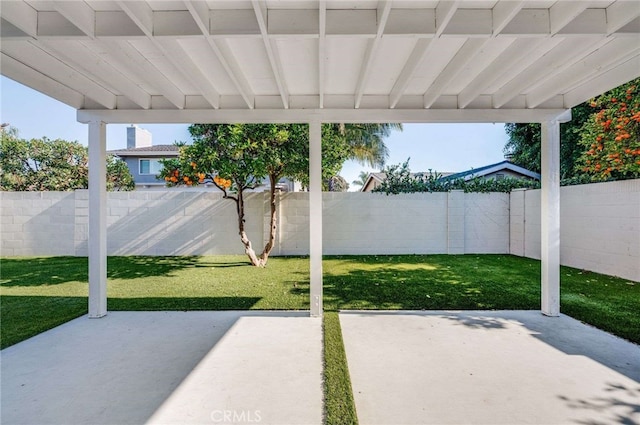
[1,76,509,190]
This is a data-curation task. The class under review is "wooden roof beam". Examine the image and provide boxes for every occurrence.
[318,0,326,108]
[354,0,392,109]
[52,1,95,38]
[252,0,289,109]
[117,0,220,109]
[184,0,254,109]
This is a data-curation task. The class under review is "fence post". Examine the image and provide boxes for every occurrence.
[509,188,527,257]
[447,190,465,254]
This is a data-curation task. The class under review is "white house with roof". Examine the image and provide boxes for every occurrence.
[108,125,180,189]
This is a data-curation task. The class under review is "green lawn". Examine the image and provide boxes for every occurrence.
[323,254,640,344]
[1,254,638,348]
[0,255,310,349]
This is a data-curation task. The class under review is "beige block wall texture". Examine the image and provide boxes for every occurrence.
[0,192,76,256]
[322,192,450,255]
[1,180,638,281]
[510,179,640,282]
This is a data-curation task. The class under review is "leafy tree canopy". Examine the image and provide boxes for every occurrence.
[161,123,401,192]
[292,123,401,189]
[327,175,349,192]
[160,123,308,191]
[0,128,134,191]
[159,123,310,267]
[503,103,592,179]
[373,159,539,195]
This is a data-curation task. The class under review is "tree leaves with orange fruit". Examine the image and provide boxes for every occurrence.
[157,123,399,266]
[577,78,640,181]
[157,124,308,267]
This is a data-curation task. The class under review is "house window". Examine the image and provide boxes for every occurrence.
[496,173,505,180]
[139,159,163,175]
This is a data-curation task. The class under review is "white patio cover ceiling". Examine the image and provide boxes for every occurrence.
[1,0,639,123]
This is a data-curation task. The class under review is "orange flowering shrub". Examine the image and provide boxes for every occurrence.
[578,79,640,180]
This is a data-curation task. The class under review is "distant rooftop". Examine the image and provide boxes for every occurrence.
[440,160,540,181]
[109,145,180,156]
[361,161,539,191]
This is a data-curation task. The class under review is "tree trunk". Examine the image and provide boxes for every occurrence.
[235,174,278,267]
[258,174,278,263]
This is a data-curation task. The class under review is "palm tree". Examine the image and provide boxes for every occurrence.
[340,123,402,168]
[352,171,370,188]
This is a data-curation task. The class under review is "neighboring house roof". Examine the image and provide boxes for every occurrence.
[361,161,539,191]
[361,171,455,192]
[108,145,180,157]
[361,173,386,192]
[439,160,540,182]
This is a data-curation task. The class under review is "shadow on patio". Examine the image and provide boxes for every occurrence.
[1,311,322,425]
[339,310,640,425]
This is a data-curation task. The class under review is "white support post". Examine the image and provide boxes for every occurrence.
[540,120,560,317]
[88,121,107,318]
[309,119,323,317]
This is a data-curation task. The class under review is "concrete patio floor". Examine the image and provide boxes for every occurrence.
[340,310,640,425]
[3,310,639,425]
[1,311,323,425]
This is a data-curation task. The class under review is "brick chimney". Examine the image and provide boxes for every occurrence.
[127,125,152,149]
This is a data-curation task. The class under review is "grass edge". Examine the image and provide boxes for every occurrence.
[323,311,359,425]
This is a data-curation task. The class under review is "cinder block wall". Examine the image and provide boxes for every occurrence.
[464,193,510,253]
[76,191,264,256]
[275,192,309,255]
[509,179,640,281]
[0,192,76,256]
[1,190,509,257]
[2,181,638,282]
[321,192,450,255]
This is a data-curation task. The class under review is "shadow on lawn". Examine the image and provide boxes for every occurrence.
[1,295,88,349]
[320,255,540,311]
[0,257,89,287]
[0,295,262,349]
[108,296,262,311]
[0,256,253,287]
